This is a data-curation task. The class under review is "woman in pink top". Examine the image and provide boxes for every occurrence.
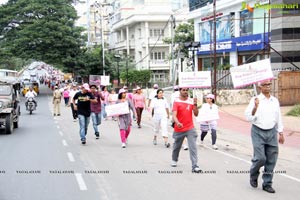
[133,87,146,128]
[63,87,70,106]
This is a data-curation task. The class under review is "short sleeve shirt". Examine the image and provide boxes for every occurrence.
[172,98,195,132]
[73,91,95,117]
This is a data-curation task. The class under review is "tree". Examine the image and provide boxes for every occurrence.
[120,70,151,87]
[163,20,194,58]
[0,0,85,69]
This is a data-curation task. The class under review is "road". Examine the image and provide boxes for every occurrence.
[0,85,299,200]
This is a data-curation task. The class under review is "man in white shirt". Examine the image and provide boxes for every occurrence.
[245,80,285,193]
[25,86,37,109]
[147,83,158,108]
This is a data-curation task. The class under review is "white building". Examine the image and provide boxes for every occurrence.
[189,0,300,71]
[108,0,189,84]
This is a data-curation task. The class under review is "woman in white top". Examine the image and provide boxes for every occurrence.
[149,89,170,148]
[199,94,219,150]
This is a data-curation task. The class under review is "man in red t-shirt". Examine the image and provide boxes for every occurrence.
[171,87,201,173]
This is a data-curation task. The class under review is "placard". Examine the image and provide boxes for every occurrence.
[196,109,220,122]
[105,102,129,117]
[178,71,211,88]
[230,59,273,88]
[101,76,110,86]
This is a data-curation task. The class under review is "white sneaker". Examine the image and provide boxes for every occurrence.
[121,143,126,148]
[183,145,188,150]
[171,160,177,167]
[200,141,204,146]
[212,144,218,150]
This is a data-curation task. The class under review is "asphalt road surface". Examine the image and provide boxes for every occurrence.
[0,85,299,200]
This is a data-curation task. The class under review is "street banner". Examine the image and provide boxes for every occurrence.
[101,76,110,86]
[178,71,211,88]
[196,109,220,122]
[105,102,129,117]
[89,75,101,87]
[230,59,273,88]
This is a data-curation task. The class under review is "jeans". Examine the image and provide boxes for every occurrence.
[101,103,107,119]
[78,114,90,141]
[91,112,101,134]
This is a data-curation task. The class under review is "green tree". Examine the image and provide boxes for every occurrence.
[163,20,194,57]
[120,69,151,87]
[0,0,85,69]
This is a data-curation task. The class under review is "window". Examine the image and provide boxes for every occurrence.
[150,52,166,60]
[149,29,165,37]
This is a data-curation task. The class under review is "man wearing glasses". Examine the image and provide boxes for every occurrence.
[171,87,201,173]
[245,80,285,193]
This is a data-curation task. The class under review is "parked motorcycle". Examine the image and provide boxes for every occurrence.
[26,97,36,115]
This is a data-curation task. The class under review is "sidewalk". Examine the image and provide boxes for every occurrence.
[219,104,300,134]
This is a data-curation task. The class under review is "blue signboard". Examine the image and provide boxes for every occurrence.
[197,33,270,55]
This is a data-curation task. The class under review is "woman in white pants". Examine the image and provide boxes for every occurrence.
[149,89,170,148]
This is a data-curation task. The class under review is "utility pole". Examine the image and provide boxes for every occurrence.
[170,15,176,86]
[213,0,217,102]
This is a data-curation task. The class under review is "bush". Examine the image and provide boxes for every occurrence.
[286,105,300,117]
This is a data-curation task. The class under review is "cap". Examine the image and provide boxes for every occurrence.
[82,83,90,91]
[153,84,158,89]
[173,85,179,90]
[206,94,215,99]
[123,85,128,89]
[136,86,141,90]
[54,86,58,89]
[119,88,127,94]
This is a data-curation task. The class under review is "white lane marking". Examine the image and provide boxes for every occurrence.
[280,174,300,183]
[59,131,63,136]
[75,173,88,191]
[209,146,300,183]
[67,152,75,162]
[62,140,68,146]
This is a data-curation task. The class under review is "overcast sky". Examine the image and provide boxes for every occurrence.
[0,0,8,5]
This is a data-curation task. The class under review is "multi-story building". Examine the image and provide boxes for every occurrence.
[108,0,189,84]
[188,0,299,71]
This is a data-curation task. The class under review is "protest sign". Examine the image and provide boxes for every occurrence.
[230,59,273,88]
[105,102,129,117]
[101,76,110,86]
[178,71,211,88]
[196,109,219,122]
[89,75,101,87]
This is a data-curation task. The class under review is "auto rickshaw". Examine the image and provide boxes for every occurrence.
[22,82,31,96]
[32,81,39,94]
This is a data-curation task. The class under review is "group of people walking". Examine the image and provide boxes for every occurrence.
[52,80,285,193]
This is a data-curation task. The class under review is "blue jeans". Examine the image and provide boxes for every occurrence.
[91,112,101,134]
[101,103,107,119]
[78,114,90,141]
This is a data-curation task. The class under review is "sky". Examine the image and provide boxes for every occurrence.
[0,0,8,5]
